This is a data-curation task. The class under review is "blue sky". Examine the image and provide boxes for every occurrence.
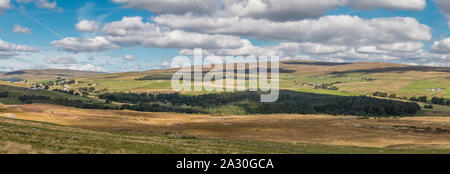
[1,0,450,72]
[0,0,176,72]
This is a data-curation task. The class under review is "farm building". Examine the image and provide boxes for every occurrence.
[425,88,445,92]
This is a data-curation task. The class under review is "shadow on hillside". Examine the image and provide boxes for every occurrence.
[282,62,352,66]
[137,68,296,80]
[0,78,23,82]
[4,71,26,75]
[332,66,450,75]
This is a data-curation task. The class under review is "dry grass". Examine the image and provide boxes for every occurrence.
[0,141,50,154]
[2,104,450,150]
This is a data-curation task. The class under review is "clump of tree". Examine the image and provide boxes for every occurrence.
[100,90,421,117]
[78,87,96,96]
[312,82,341,91]
[373,92,388,98]
[121,103,200,114]
[51,98,118,110]
[415,96,450,106]
[17,94,117,110]
[409,96,428,103]
[327,86,339,91]
[431,97,446,105]
[424,104,433,109]
[65,80,76,84]
[0,92,9,98]
[18,95,51,104]
[52,89,80,96]
[409,96,418,102]
[362,77,376,81]
[397,96,408,100]
[418,96,428,103]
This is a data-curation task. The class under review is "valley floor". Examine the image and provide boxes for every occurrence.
[1,104,450,154]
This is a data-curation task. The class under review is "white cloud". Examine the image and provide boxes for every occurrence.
[13,24,32,34]
[357,42,425,53]
[423,61,450,67]
[102,16,245,49]
[405,62,419,66]
[0,39,37,58]
[0,0,12,13]
[76,20,100,33]
[155,15,431,45]
[53,16,248,52]
[123,54,135,61]
[296,42,348,54]
[179,41,349,61]
[347,0,426,11]
[180,40,436,65]
[51,36,119,53]
[46,0,442,66]
[221,0,345,21]
[224,0,426,21]
[17,0,58,10]
[112,0,426,22]
[435,0,450,28]
[378,42,424,52]
[430,38,450,54]
[321,48,400,61]
[160,61,170,67]
[132,64,142,69]
[111,0,220,15]
[45,56,79,64]
[356,46,387,54]
[66,64,106,72]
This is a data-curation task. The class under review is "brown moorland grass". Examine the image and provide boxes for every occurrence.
[2,104,450,150]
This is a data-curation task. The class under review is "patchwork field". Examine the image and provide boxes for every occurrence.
[43,61,450,98]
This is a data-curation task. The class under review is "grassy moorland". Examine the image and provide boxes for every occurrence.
[1,104,450,154]
[1,61,450,154]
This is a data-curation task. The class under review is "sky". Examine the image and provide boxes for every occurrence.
[1,0,450,72]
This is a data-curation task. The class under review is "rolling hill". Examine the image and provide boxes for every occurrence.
[0,69,107,82]
[58,61,450,98]
[1,61,450,154]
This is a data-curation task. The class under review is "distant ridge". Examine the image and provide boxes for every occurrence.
[0,69,107,81]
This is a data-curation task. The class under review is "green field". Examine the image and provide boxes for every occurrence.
[0,84,96,105]
[0,84,117,110]
[65,62,450,99]
[399,79,450,97]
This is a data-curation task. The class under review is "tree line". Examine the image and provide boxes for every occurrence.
[0,92,9,98]
[17,95,117,110]
[373,91,450,107]
[100,90,421,117]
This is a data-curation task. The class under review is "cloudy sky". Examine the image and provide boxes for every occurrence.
[1,0,450,72]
